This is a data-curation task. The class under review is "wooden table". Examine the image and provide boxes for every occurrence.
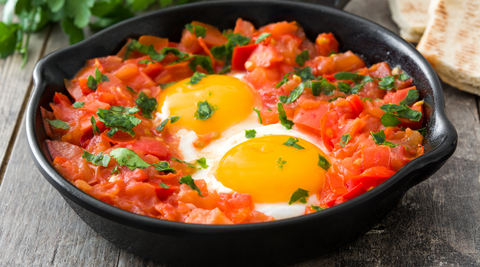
[1,0,478,266]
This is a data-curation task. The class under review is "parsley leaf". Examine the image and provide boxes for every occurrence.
[179,175,203,196]
[159,182,170,189]
[0,22,21,59]
[136,91,157,119]
[211,33,250,73]
[339,133,351,147]
[73,102,85,108]
[196,157,209,169]
[275,73,290,88]
[111,165,119,174]
[252,107,263,124]
[171,157,198,169]
[186,72,208,85]
[97,106,141,137]
[418,127,427,136]
[138,59,155,65]
[317,154,331,171]
[277,102,294,130]
[311,205,324,211]
[87,68,109,90]
[398,73,411,81]
[185,23,206,38]
[159,82,176,89]
[194,100,217,121]
[295,50,309,67]
[311,80,321,96]
[276,157,287,170]
[380,113,402,127]
[289,188,309,205]
[189,56,215,74]
[293,66,315,82]
[279,82,305,104]
[337,82,351,94]
[86,75,97,90]
[333,72,370,83]
[152,161,177,174]
[91,116,100,136]
[46,119,70,129]
[82,151,110,167]
[110,148,151,170]
[255,32,271,44]
[156,116,181,132]
[399,89,419,106]
[245,129,256,139]
[370,130,397,147]
[377,76,396,90]
[283,137,305,149]
[319,78,336,96]
[125,86,137,94]
[380,104,407,113]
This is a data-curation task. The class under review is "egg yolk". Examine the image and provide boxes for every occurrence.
[157,75,255,135]
[216,135,327,203]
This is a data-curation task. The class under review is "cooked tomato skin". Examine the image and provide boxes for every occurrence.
[45,19,424,223]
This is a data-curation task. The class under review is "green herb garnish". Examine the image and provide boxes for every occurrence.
[194,100,217,121]
[277,102,294,130]
[179,175,203,196]
[317,154,331,171]
[73,102,85,108]
[110,148,151,170]
[289,188,309,205]
[370,130,397,147]
[252,107,263,124]
[255,32,271,44]
[276,157,287,170]
[46,119,70,129]
[283,137,305,149]
[82,151,110,167]
[186,72,208,85]
[295,50,310,67]
[339,133,351,147]
[245,129,257,139]
[185,23,206,38]
[97,106,141,137]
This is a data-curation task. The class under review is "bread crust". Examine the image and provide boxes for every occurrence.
[417,0,480,95]
[388,0,431,43]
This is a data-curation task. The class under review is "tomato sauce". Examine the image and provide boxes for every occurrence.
[43,19,424,224]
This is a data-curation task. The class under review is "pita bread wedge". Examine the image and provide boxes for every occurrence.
[417,0,480,95]
[388,0,431,43]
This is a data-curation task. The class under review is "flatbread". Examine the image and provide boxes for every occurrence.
[388,0,431,43]
[417,0,480,95]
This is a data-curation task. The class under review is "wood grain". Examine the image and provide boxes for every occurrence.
[0,0,479,266]
[0,21,51,184]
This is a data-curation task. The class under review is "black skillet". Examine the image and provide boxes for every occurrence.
[26,0,457,266]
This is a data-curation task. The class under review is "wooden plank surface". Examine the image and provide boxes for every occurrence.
[0,6,51,184]
[0,0,479,266]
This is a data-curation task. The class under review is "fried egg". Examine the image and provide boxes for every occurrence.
[156,74,329,220]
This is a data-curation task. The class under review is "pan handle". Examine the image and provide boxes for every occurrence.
[307,0,351,9]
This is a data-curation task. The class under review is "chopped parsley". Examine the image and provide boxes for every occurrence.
[252,107,263,124]
[86,68,109,90]
[185,23,206,38]
[82,151,110,167]
[159,82,176,89]
[125,86,137,94]
[339,133,351,147]
[337,82,351,94]
[159,182,170,189]
[245,129,257,139]
[255,32,271,44]
[318,78,336,96]
[96,106,141,137]
[377,75,396,90]
[295,50,310,67]
[275,73,290,88]
[136,91,157,119]
[379,103,422,127]
[293,66,315,82]
[196,157,209,169]
[73,102,85,108]
[189,56,215,74]
[110,148,151,170]
[398,89,419,106]
[283,137,305,149]
[277,102,294,130]
[370,130,397,147]
[91,116,100,136]
[124,39,190,62]
[186,72,208,85]
[418,127,427,136]
[398,73,411,81]
[317,154,331,171]
[179,175,203,196]
[46,119,70,129]
[334,72,371,84]
[289,188,309,205]
[152,161,177,174]
[381,113,402,127]
[156,116,181,132]
[194,100,217,121]
[138,59,155,65]
[171,157,198,169]
[276,157,287,170]
[111,165,119,174]
[311,205,324,211]
[279,82,305,104]
[211,33,251,73]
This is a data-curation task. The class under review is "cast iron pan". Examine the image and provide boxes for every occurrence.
[26,0,457,266]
